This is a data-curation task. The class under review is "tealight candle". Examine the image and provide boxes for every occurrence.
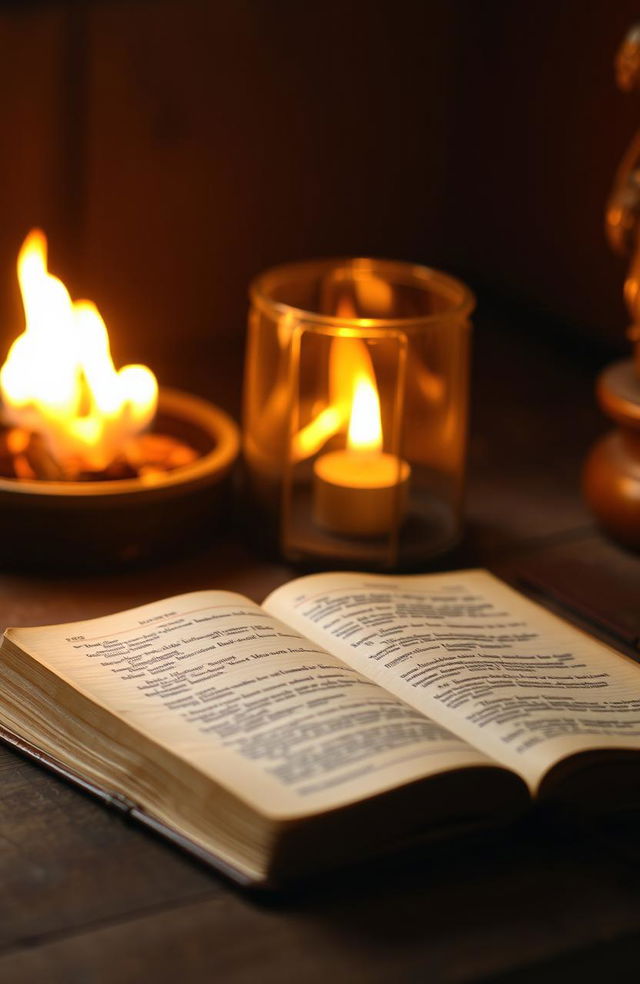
[313,370,411,537]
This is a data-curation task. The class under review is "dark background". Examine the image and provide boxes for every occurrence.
[0,0,638,396]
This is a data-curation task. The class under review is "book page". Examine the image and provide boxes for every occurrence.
[4,590,494,820]
[264,570,640,791]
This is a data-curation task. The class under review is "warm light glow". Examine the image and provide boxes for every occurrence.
[0,229,158,472]
[329,335,375,412]
[292,406,344,460]
[347,373,383,453]
[290,334,378,462]
[353,273,393,317]
[287,274,387,463]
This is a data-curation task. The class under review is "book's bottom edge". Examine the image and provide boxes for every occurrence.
[0,723,522,896]
[0,723,268,890]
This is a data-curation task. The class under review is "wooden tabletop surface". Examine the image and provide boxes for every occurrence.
[0,314,639,984]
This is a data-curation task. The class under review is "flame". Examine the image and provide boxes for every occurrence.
[281,277,389,464]
[0,229,158,472]
[347,372,382,452]
[291,334,378,461]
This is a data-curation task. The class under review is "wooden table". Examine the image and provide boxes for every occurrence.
[1,315,639,983]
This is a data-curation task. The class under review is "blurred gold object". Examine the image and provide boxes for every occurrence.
[584,25,640,547]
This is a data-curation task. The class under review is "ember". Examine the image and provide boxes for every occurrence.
[0,424,198,483]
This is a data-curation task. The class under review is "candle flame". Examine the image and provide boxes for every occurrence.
[347,372,383,453]
[0,229,158,472]
[291,335,379,461]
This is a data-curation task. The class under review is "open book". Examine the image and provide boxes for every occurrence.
[2,569,640,887]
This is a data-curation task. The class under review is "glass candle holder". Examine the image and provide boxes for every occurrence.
[243,258,474,569]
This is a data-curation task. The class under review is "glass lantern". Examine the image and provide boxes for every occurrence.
[243,258,475,570]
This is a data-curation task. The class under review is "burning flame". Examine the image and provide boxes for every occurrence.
[275,281,397,465]
[347,372,382,452]
[0,229,158,473]
[292,335,378,461]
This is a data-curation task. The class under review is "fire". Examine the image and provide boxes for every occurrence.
[0,230,158,474]
[292,335,378,461]
[291,280,388,461]
[347,372,382,452]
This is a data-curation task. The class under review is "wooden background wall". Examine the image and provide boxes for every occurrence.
[0,0,638,397]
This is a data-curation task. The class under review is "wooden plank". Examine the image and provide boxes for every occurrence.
[461,312,603,556]
[0,747,219,949]
[0,536,291,630]
[497,532,640,649]
[440,0,635,346]
[2,818,640,982]
[80,0,458,380]
[0,5,74,353]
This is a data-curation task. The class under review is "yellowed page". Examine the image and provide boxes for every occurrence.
[4,590,494,821]
[264,570,640,791]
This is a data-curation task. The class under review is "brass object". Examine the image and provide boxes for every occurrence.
[584,25,640,548]
[606,23,640,374]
